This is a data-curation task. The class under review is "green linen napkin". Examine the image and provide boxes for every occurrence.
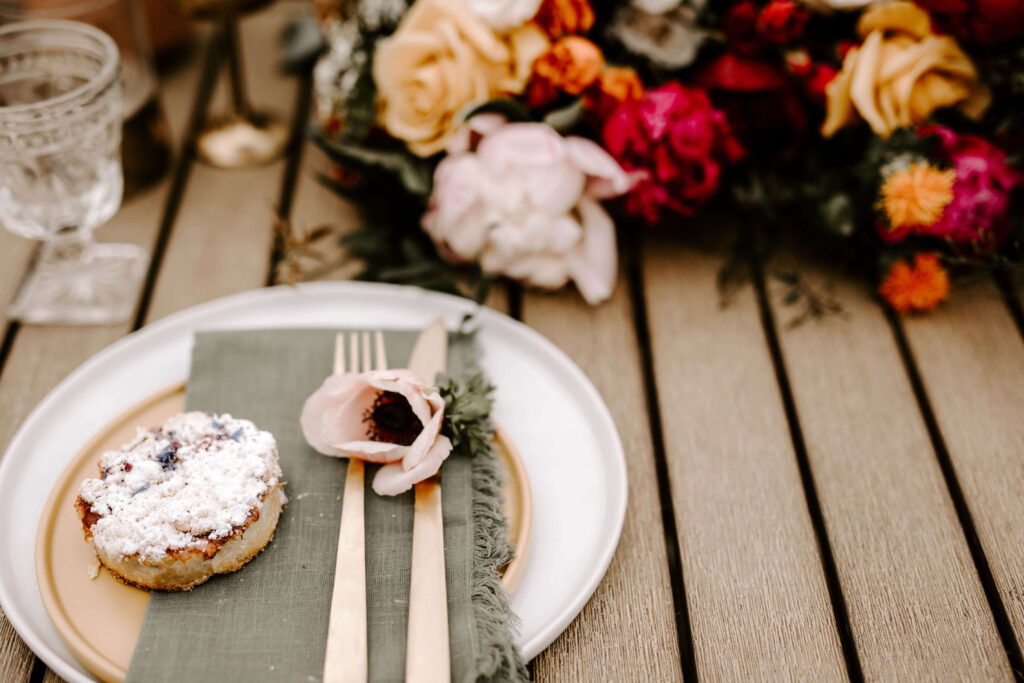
[124,329,524,683]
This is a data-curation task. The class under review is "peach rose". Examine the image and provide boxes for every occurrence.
[301,369,452,496]
[822,1,990,138]
[372,0,549,157]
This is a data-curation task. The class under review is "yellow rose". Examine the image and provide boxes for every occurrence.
[822,1,990,138]
[372,0,549,157]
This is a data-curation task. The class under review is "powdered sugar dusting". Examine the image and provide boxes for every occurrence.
[79,412,283,562]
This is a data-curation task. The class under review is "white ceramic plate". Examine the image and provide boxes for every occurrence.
[0,282,628,683]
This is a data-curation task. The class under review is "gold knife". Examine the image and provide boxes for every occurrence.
[405,319,450,682]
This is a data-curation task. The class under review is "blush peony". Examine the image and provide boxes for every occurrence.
[423,115,636,305]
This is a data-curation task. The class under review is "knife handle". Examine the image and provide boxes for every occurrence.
[405,476,449,682]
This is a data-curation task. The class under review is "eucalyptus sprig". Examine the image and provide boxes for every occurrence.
[437,372,495,458]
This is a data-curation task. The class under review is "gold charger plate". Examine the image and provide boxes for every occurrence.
[35,382,532,683]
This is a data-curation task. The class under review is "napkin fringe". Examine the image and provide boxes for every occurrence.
[470,446,529,683]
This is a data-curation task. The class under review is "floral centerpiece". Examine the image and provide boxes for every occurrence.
[304,0,1024,313]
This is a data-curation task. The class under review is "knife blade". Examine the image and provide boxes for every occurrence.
[407,318,448,385]
[404,318,450,683]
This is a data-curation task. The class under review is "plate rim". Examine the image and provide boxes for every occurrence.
[0,281,628,682]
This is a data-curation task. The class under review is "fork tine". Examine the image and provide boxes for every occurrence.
[349,332,358,375]
[333,334,346,374]
[375,331,387,371]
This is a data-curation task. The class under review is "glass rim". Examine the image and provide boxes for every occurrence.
[0,19,119,116]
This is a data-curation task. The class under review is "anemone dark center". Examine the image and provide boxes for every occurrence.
[364,391,420,446]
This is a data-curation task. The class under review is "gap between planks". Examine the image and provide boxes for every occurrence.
[893,276,1024,677]
[3,7,309,681]
[520,256,685,681]
[141,5,305,324]
[643,229,848,680]
[761,255,1011,680]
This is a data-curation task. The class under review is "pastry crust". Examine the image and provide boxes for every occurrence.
[76,411,285,591]
[77,486,285,591]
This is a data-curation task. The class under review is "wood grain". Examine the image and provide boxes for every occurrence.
[768,263,1010,679]
[0,231,35,339]
[0,35,206,683]
[144,5,300,322]
[521,278,683,681]
[902,277,1024,655]
[642,236,847,680]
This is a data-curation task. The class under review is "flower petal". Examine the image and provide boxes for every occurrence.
[568,197,618,304]
[401,400,445,471]
[300,373,369,455]
[371,434,453,495]
[339,440,409,463]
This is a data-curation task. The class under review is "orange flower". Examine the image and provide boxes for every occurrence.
[880,163,955,231]
[879,253,950,313]
[584,66,644,120]
[533,36,604,95]
[534,0,595,38]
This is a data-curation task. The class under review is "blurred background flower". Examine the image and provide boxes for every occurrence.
[423,116,636,303]
[913,0,1024,44]
[878,253,949,312]
[602,82,744,224]
[459,0,545,31]
[821,1,990,138]
[373,0,548,156]
[608,0,707,69]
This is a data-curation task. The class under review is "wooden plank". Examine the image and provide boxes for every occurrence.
[0,232,35,340]
[642,235,847,679]
[0,618,33,683]
[521,279,683,680]
[144,5,300,322]
[901,277,1024,656]
[42,665,64,683]
[272,146,363,285]
[767,263,1010,678]
[0,33,207,683]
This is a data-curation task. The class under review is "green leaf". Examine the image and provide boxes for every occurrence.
[437,372,496,458]
[312,130,435,197]
[464,98,533,123]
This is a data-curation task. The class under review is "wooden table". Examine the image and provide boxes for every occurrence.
[3,6,1024,681]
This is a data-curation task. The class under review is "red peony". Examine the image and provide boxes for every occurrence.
[724,0,766,55]
[757,0,811,44]
[914,0,1024,43]
[602,82,744,225]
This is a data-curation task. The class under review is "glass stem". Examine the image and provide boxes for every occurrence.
[223,19,251,119]
[43,227,93,263]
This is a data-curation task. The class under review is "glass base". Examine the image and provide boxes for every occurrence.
[195,111,289,169]
[8,241,148,325]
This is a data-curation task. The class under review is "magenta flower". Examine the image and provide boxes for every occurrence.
[920,125,1023,255]
[602,82,744,225]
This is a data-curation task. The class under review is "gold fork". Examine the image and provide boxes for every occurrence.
[323,331,386,683]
